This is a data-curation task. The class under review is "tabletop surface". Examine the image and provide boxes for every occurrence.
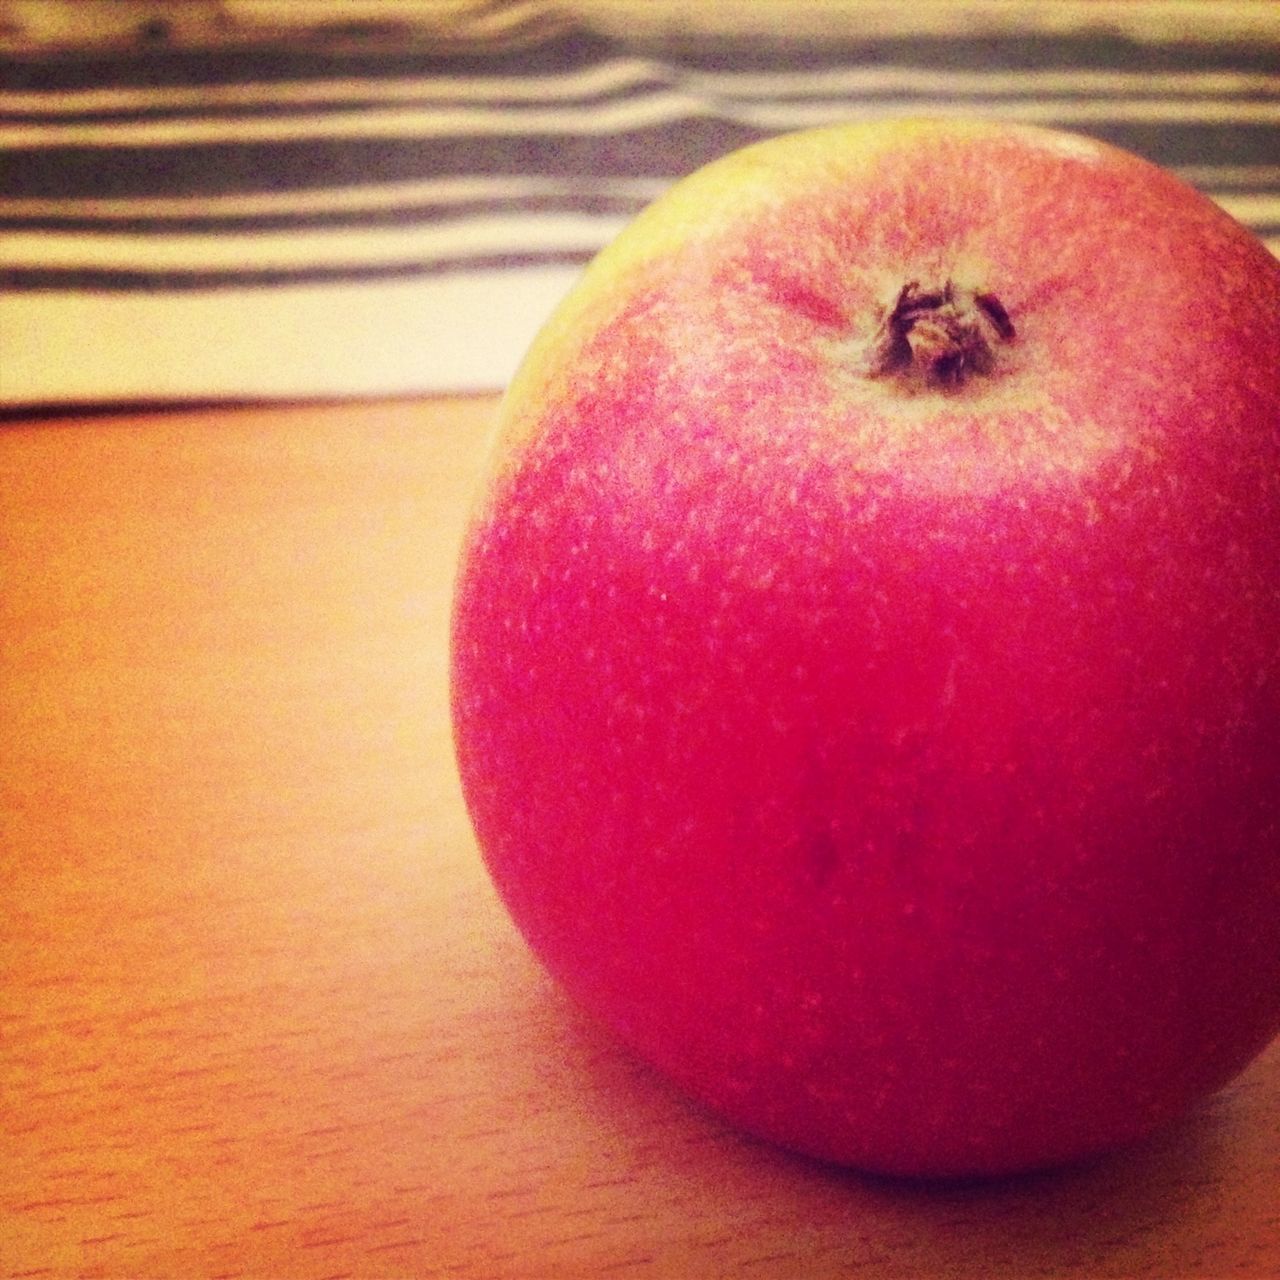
[2,395,1278,1279]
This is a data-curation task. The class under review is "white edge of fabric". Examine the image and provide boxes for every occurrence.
[0,264,585,406]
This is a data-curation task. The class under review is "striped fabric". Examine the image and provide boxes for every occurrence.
[2,1,1278,406]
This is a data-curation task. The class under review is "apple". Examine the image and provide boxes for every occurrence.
[450,119,1280,1178]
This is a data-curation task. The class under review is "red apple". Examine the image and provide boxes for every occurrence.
[450,119,1280,1177]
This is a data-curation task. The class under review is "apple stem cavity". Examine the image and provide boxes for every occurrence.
[868,280,1015,389]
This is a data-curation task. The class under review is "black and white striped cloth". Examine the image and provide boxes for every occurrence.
[2,1,1277,406]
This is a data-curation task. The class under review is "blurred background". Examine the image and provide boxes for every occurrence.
[2,0,1277,407]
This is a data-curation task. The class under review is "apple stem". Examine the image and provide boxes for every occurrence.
[868,280,1015,388]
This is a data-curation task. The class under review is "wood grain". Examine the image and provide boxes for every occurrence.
[2,396,1277,1279]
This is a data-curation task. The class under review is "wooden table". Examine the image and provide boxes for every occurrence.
[3,396,1277,1279]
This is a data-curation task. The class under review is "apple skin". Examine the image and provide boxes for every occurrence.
[450,119,1280,1178]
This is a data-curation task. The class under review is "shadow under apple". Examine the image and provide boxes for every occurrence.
[528,965,1274,1278]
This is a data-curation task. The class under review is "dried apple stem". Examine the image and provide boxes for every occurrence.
[868,280,1015,388]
